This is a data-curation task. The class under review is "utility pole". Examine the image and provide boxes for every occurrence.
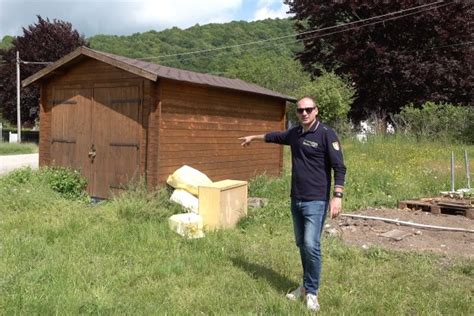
[16,51,21,143]
[15,54,53,144]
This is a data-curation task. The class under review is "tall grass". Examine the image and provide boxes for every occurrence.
[343,135,474,210]
[1,135,473,314]
[0,142,38,155]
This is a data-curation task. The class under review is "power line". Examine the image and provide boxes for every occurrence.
[155,37,473,70]
[141,0,446,60]
[137,0,448,61]
[295,2,453,44]
[152,1,454,65]
[0,1,465,68]
[20,61,53,65]
[0,60,53,65]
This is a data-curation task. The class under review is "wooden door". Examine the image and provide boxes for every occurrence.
[91,85,141,198]
[51,88,93,191]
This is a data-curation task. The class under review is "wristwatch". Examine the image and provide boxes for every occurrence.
[333,191,343,198]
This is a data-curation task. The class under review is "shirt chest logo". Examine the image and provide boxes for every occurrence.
[303,140,319,148]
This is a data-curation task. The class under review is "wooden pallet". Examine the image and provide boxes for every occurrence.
[398,198,474,219]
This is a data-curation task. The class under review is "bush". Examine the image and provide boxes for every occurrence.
[4,166,88,200]
[395,102,473,144]
[5,167,33,184]
[40,167,88,200]
[294,71,355,125]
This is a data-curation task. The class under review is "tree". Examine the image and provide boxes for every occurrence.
[226,52,307,95]
[225,52,355,125]
[87,19,299,75]
[0,36,13,50]
[295,71,355,126]
[285,0,473,121]
[0,16,87,125]
[225,52,309,123]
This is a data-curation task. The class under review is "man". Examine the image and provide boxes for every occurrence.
[239,97,346,312]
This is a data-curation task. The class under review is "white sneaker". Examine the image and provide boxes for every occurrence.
[286,285,305,301]
[306,293,320,312]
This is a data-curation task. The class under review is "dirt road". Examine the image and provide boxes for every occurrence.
[327,207,474,258]
[0,153,39,175]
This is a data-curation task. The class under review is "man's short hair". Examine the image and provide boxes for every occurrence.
[298,97,317,108]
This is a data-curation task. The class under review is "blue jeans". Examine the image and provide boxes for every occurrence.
[291,198,328,296]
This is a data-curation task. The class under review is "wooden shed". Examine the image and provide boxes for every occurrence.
[23,46,295,199]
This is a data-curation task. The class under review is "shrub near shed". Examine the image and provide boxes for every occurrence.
[5,167,88,201]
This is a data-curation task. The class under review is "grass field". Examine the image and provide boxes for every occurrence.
[0,142,38,155]
[1,136,473,314]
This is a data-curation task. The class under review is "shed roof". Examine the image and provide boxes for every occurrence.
[22,46,296,102]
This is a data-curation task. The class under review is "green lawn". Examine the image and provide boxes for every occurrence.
[1,136,473,314]
[0,142,38,155]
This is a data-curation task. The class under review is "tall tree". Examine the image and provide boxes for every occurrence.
[225,52,310,123]
[0,36,13,50]
[285,0,473,120]
[0,16,87,125]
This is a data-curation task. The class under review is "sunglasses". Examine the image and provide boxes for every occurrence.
[296,107,315,114]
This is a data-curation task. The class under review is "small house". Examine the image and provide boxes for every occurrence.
[23,47,295,198]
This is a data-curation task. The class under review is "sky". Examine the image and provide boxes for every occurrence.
[0,0,291,39]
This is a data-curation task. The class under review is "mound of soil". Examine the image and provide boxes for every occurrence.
[327,207,474,258]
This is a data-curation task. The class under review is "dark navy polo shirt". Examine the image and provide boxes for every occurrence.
[265,120,346,201]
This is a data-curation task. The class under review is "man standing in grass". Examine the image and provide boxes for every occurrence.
[239,97,346,312]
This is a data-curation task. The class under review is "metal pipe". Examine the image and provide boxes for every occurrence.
[451,151,455,192]
[340,214,474,233]
[465,150,471,190]
[16,51,21,143]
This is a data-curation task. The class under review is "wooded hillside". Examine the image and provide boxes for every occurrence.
[87,18,301,76]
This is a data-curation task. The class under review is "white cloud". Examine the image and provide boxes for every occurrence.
[253,0,290,21]
[0,0,245,38]
[0,0,292,39]
[131,0,243,28]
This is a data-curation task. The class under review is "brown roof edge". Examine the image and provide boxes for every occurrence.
[22,46,159,87]
[81,47,158,82]
[22,46,297,102]
[22,47,83,87]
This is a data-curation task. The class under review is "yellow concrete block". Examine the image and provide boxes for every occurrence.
[168,213,205,239]
[198,180,248,230]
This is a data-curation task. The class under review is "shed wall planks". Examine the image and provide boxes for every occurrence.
[158,79,285,184]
